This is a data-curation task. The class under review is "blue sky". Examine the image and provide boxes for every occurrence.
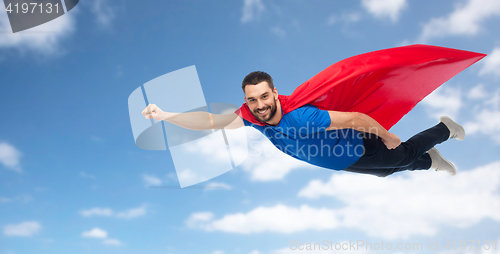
[1,0,500,253]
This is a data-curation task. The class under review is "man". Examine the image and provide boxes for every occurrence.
[142,71,464,177]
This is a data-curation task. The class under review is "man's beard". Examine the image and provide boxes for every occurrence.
[252,100,277,123]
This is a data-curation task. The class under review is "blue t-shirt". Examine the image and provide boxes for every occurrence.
[243,104,364,170]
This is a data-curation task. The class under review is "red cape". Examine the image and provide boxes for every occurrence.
[235,44,486,130]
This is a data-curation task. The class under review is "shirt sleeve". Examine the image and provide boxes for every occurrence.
[298,104,331,131]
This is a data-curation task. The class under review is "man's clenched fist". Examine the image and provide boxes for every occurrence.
[142,104,165,121]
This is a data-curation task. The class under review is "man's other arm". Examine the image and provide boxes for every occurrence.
[142,104,245,130]
[326,111,401,149]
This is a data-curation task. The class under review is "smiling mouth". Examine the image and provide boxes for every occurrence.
[256,108,269,115]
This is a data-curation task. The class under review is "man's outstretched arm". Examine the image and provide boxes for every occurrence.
[326,111,401,149]
[142,104,245,131]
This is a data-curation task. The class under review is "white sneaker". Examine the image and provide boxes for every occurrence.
[427,148,456,176]
[439,116,465,141]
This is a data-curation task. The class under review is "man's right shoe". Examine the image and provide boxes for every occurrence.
[427,147,456,176]
[439,116,465,141]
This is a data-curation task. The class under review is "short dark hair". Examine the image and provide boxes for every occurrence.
[242,71,274,92]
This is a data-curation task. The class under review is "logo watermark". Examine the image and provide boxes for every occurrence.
[247,123,380,160]
[289,239,498,251]
[3,0,79,33]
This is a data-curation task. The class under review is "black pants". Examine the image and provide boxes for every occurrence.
[343,122,450,177]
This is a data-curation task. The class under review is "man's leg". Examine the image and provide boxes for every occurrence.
[344,121,450,177]
[344,153,432,177]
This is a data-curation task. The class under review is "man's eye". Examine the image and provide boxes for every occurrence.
[262,96,267,99]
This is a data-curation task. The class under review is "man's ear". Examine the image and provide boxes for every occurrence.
[273,87,278,99]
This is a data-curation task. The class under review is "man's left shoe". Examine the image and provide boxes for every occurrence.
[439,116,465,141]
[427,147,457,176]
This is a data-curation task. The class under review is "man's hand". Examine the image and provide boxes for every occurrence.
[142,104,166,121]
[381,132,401,149]
[326,111,402,149]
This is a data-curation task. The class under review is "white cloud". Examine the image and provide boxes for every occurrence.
[423,82,500,143]
[0,142,22,173]
[82,228,124,246]
[0,195,32,203]
[3,221,41,237]
[186,212,214,228]
[142,174,162,186]
[80,205,146,219]
[177,168,197,185]
[115,206,146,219]
[212,251,224,254]
[271,26,286,38]
[188,161,500,240]
[421,86,462,120]
[298,161,500,239]
[480,47,500,77]
[0,4,76,56]
[361,0,407,22]
[464,89,500,143]
[418,0,500,42]
[82,228,108,239]
[186,204,340,234]
[80,207,113,217]
[90,0,115,28]
[464,108,500,142]
[468,84,488,100]
[485,90,500,109]
[204,182,232,191]
[241,0,265,23]
[103,238,123,246]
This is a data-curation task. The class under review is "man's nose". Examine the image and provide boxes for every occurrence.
[256,100,265,109]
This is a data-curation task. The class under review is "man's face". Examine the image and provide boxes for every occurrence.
[244,81,278,123]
